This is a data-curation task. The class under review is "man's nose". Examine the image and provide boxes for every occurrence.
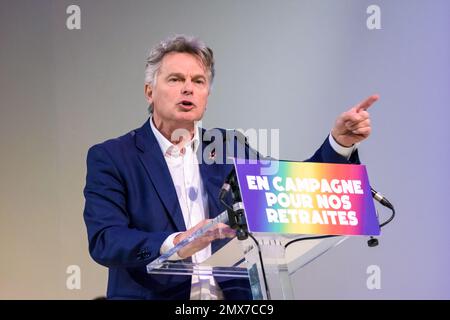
[181,79,193,95]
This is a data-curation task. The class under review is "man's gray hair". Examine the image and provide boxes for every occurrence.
[145,35,215,113]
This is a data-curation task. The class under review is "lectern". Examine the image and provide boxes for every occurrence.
[147,209,347,299]
[147,160,379,300]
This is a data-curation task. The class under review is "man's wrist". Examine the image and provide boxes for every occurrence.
[328,133,357,160]
[160,232,183,260]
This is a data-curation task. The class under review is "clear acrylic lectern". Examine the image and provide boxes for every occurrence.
[146,206,347,300]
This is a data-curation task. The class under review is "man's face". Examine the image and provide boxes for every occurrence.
[145,52,210,127]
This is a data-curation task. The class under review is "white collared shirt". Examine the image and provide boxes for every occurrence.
[150,117,223,300]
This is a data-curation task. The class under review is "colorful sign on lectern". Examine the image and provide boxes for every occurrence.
[233,160,380,236]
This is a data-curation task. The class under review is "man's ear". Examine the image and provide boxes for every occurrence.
[144,84,153,104]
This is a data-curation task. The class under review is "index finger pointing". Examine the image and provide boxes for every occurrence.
[356,94,379,112]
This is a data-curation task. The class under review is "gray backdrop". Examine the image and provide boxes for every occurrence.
[1,0,449,299]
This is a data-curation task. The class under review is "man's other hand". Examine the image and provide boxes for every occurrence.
[174,220,236,259]
[331,94,379,147]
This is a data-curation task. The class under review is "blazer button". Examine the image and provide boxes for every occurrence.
[137,249,149,260]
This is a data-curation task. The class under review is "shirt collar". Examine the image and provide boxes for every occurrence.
[149,116,200,157]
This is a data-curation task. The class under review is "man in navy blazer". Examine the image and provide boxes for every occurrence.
[83,35,378,300]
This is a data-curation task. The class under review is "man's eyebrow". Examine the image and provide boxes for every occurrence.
[166,72,206,79]
[192,74,207,79]
[166,72,185,78]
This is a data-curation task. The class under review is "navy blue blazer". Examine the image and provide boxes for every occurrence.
[83,119,360,300]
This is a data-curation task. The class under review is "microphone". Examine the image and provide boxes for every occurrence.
[367,187,395,247]
[371,187,394,210]
[219,167,236,201]
[218,130,252,202]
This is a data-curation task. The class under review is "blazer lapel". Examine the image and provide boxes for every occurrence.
[198,129,234,219]
[135,120,187,232]
[198,131,236,254]
[199,162,224,219]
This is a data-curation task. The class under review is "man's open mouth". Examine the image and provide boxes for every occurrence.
[179,100,194,107]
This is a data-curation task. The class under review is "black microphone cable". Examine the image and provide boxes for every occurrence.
[284,187,395,249]
[248,232,271,300]
[371,188,395,228]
